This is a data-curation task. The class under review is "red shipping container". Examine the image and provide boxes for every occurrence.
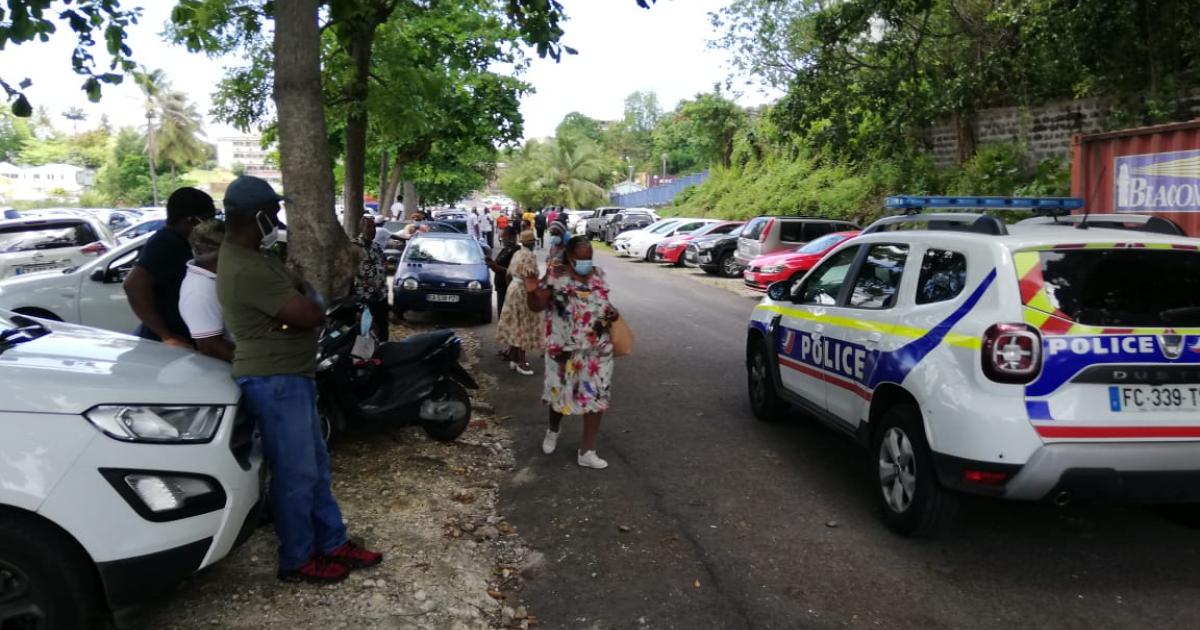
[1071,120,1200,236]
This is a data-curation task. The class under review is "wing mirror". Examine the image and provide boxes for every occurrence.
[89,268,106,283]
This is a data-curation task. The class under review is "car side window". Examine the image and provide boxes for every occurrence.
[797,246,861,305]
[778,221,805,242]
[742,218,767,240]
[916,248,967,304]
[803,222,836,241]
[848,244,909,309]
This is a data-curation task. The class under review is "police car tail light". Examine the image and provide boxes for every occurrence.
[982,323,1042,383]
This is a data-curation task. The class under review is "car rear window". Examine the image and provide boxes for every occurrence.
[0,221,99,253]
[743,218,769,240]
[1034,249,1200,326]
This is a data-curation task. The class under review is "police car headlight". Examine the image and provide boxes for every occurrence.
[761,264,785,274]
[85,405,223,443]
[401,277,419,291]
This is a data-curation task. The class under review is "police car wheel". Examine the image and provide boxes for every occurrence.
[872,405,958,536]
[748,340,787,422]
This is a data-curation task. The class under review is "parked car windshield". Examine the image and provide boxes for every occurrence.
[1037,249,1200,326]
[646,220,682,234]
[404,238,483,265]
[0,221,99,253]
[796,232,849,254]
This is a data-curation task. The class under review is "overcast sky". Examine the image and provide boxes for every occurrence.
[0,0,778,142]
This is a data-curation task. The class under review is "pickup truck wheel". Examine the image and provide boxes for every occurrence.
[0,513,99,630]
[873,405,959,536]
[747,340,787,422]
[720,253,740,278]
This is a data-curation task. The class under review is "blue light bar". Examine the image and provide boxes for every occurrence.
[885,196,1084,211]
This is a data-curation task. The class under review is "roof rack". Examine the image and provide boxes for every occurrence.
[863,213,1009,236]
[1014,213,1186,236]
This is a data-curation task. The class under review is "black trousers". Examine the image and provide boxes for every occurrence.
[495,278,508,319]
[484,230,494,248]
[368,298,389,341]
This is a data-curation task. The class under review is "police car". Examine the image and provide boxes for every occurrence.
[746,196,1200,536]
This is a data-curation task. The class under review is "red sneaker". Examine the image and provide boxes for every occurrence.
[325,540,383,570]
[277,556,350,583]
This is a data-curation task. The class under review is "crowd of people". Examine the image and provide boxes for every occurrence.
[119,186,615,587]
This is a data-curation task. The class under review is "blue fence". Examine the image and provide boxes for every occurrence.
[609,171,709,208]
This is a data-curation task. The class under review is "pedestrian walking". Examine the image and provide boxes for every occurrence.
[124,186,217,346]
[546,222,567,263]
[178,219,234,362]
[467,207,482,240]
[526,236,619,469]
[353,215,389,341]
[495,230,543,375]
[496,211,509,234]
[481,208,495,248]
[546,206,560,227]
[216,175,383,583]
[534,210,548,248]
[487,226,520,359]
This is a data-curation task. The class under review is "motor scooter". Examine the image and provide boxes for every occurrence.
[316,300,476,442]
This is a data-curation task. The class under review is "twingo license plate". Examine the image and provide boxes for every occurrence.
[426,293,460,303]
[1109,386,1200,412]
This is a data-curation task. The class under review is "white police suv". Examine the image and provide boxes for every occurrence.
[0,310,263,628]
[746,196,1200,535]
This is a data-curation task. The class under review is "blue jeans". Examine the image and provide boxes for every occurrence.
[236,375,346,570]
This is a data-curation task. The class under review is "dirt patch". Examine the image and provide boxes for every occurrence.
[142,320,540,630]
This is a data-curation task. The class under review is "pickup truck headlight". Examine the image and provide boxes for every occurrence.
[761,264,785,274]
[85,405,223,443]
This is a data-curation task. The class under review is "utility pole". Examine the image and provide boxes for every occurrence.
[146,110,159,206]
[661,153,667,179]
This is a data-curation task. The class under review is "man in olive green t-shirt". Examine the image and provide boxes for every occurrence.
[217,176,382,584]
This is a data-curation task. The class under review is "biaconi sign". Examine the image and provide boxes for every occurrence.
[1115,150,1200,213]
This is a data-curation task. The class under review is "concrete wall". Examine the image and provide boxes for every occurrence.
[925,94,1200,168]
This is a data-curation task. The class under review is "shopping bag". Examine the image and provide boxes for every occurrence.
[611,315,634,357]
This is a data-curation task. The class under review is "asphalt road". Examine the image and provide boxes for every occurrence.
[477,248,1200,630]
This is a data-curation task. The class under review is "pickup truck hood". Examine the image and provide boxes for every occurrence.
[0,318,239,414]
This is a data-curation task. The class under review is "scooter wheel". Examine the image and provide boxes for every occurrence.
[422,380,473,442]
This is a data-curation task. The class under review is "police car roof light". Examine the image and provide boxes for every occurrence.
[884,196,1084,216]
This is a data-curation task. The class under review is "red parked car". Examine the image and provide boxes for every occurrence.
[743,231,860,291]
[654,221,744,265]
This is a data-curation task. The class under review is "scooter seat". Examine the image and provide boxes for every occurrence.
[375,329,455,366]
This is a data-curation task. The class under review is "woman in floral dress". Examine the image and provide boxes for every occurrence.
[525,236,619,469]
[495,230,543,375]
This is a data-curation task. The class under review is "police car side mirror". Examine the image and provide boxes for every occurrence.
[766,281,790,302]
[90,268,106,283]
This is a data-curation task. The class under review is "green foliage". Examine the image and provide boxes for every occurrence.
[500,137,608,209]
[0,110,34,162]
[653,91,745,172]
[1,0,140,114]
[95,127,155,206]
[946,143,1069,198]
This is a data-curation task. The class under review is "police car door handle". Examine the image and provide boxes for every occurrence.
[814,323,825,333]
[866,332,883,347]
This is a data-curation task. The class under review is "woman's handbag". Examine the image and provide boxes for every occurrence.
[610,315,634,357]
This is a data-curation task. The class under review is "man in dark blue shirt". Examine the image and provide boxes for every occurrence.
[123,187,217,346]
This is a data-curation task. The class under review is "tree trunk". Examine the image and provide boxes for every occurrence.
[273,0,353,299]
[955,111,977,164]
[402,180,419,217]
[381,154,404,218]
[340,24,376,237]
[378,149,389,211]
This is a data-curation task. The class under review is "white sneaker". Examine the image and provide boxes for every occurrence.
[577,450,608,469]
[541,430,559,455]
[514,363,534,376]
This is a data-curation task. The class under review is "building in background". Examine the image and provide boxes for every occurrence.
[0,162,94,202]
[215,135,281,188]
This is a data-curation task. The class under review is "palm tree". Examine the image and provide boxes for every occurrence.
[533,138,608,208]
[134,68,208,198]
[62,107,86,134]
[134,67,169,205]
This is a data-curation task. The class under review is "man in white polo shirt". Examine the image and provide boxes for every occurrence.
[179,219,234,362]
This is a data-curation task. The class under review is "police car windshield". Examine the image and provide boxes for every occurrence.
[1037,249,1200,326]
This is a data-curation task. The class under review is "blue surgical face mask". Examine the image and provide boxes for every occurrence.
[573,259,594,276]
[549,235,562,246]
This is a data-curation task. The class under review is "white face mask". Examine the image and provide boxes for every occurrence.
[256,211,280,249]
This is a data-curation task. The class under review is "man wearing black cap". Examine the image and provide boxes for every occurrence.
[217,176,382,584]
[124,186,217,346]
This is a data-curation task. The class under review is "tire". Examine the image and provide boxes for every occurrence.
[0,511,100,630]
[719,253,740,278]
[318,399,346,446]
[872,405,959,536]
[644,245,656,262]
[747,339,788,422]
[421,379,473,442]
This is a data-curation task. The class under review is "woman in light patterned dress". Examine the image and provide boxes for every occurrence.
[495,230,543,375]
[525,236,619,469]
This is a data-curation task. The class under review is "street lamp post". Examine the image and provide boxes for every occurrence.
[145,110,159,206]
[661,153,667,179]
